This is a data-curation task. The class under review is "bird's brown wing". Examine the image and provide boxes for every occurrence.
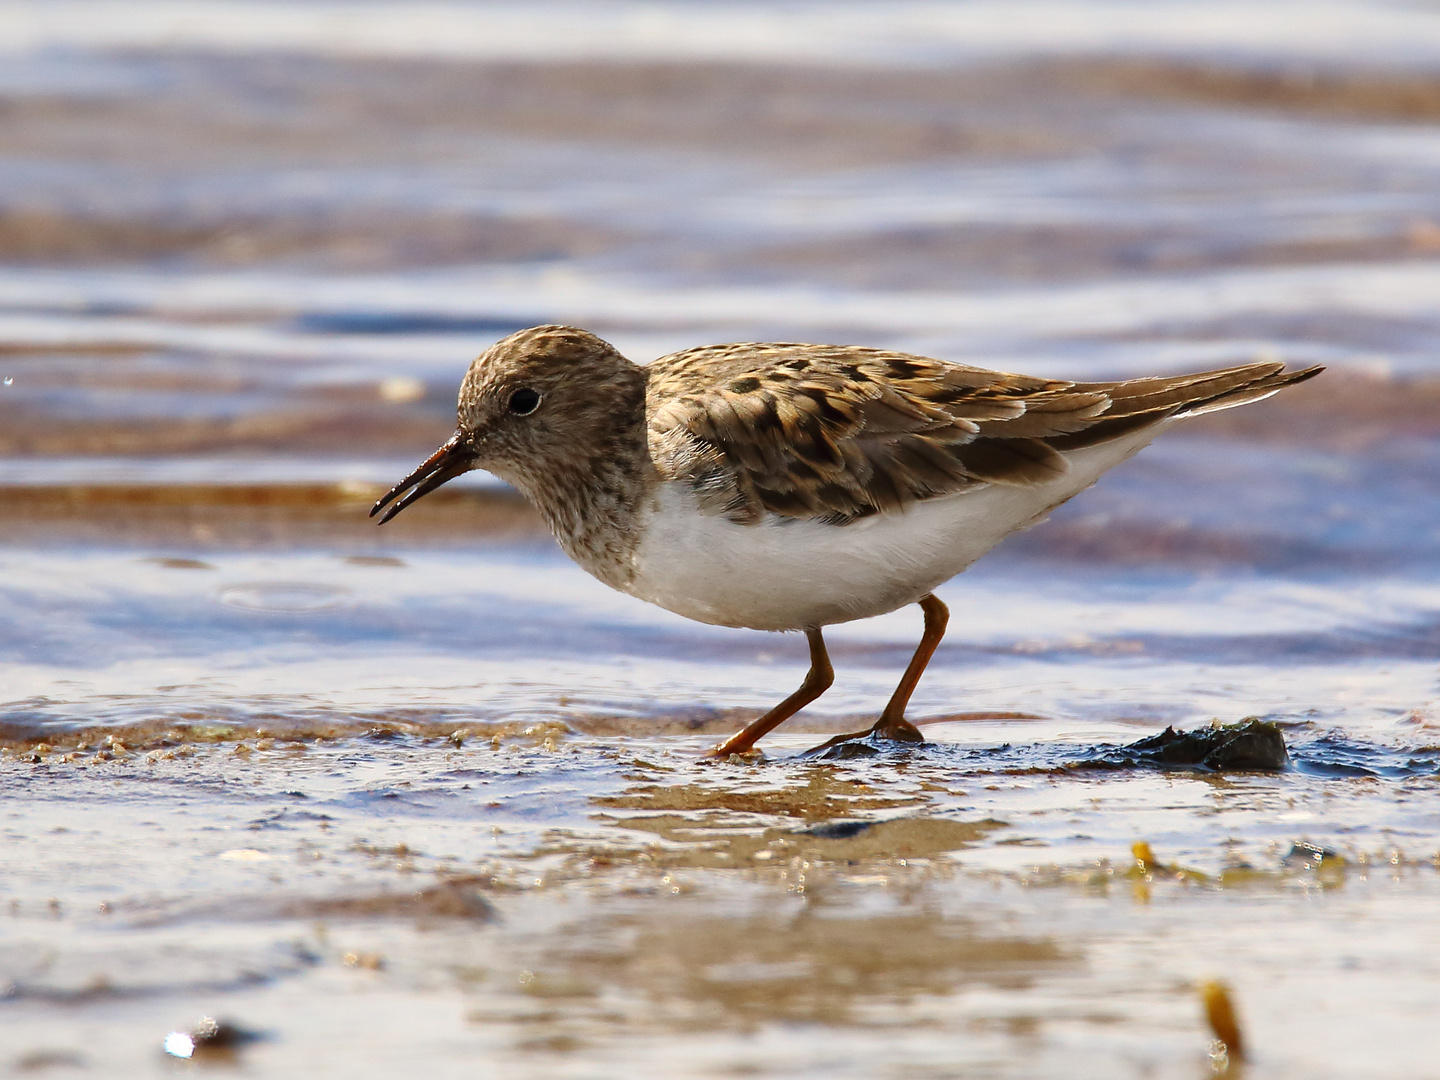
[645,342,1319,525]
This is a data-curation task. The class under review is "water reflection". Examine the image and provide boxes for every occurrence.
[512,907,1069,1030]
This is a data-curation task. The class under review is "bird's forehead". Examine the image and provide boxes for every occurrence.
[463,327,615,392]
[459,348,549,399]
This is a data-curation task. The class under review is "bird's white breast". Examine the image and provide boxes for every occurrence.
[625,425,1163,631]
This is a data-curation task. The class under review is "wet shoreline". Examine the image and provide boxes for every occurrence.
[4,7,1440,1077]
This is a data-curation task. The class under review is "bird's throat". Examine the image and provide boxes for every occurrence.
[506,416,651,593]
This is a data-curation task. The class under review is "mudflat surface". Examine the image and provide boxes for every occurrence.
[2,4,1440,1077]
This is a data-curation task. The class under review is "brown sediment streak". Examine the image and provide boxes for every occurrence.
[0,484,546,548]
[0,205,626,269]
[0,707,946,754]
[1045,56,1440,123]
[0,397,456,458]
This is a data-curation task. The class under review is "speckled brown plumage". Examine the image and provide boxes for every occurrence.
[646,341,1318,526]
[460,326,650,590]
[378,325,651,591]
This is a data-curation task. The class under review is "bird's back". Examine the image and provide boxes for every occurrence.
[644,343,1320,530]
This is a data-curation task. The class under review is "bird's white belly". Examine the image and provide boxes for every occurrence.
[625,427,1161,631]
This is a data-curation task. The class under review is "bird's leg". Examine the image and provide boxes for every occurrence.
[807,593,949,751]
[708,627,833,757]
[872,592,948,740]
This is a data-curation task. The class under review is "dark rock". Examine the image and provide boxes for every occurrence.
[1116,719,1290,772]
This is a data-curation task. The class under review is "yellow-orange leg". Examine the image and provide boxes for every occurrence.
[808,593,949,752]
[709,627,833,757]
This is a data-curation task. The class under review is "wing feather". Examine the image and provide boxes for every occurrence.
[645,344,1320,525]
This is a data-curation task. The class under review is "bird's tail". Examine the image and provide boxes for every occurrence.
[1172,362,1324,417]
[1074,361,1323,420]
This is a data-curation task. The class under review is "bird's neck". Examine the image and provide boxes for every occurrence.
[507,370,652,591]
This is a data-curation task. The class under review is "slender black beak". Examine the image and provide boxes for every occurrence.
[371,432,475,524]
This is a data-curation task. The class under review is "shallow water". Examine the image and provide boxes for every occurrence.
[3,2,1440,1077]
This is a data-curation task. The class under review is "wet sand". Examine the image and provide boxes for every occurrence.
[3,5,1440,1077]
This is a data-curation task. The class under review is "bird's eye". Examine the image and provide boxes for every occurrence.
[507,387,541,415]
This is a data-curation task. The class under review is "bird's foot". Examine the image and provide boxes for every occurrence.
[800,718,924,760]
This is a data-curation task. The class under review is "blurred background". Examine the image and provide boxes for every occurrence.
[4,0,1440,557]
[4,5,1440,1076]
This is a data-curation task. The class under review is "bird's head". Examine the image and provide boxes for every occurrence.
[371,324,642,523]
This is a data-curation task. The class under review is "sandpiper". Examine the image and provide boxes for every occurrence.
[373,325,1320,756]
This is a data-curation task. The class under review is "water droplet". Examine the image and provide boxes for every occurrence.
[2,377,12,386]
